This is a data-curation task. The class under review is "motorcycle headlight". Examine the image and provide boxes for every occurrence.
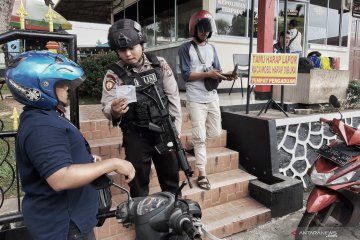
[137,195,169,216]
[329,171,357,185]
[310,167,334,186]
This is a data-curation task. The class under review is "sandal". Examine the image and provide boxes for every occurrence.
[197,176,211,190]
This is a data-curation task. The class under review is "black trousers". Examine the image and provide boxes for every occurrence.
[123,129,180,197]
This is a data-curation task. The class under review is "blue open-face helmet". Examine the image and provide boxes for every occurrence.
[5,51,85,110]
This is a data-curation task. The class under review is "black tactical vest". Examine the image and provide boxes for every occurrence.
[108,53,169,131]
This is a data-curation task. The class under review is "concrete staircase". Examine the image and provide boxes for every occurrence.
[80,108,271,240]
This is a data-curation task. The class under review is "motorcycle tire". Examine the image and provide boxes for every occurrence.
[295,211,316,240]
[295,210,327,240]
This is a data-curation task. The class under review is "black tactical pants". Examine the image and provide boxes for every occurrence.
[123,129,180,197]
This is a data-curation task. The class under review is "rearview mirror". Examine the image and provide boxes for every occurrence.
[329,95,341,109]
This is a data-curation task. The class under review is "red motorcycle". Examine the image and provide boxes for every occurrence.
[296,95,360,240]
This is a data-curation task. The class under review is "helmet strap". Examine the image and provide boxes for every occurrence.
[56,104,66,114]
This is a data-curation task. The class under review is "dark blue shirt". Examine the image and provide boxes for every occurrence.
[16,107,98,240]
[273,42,290,53]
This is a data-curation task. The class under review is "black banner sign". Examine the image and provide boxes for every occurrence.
[353,0,360,18]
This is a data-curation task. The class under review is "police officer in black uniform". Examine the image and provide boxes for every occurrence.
[101,19,182,197]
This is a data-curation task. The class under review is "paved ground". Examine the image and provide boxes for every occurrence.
[227,190,360,240]
[227,210,360,240]
[227,209,305,240]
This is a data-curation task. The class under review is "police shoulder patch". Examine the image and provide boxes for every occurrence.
[162,62,173,77]
[105,74,116,91]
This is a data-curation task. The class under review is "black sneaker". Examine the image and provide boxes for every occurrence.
[185,148,195,156]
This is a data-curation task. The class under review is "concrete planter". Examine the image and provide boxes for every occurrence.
[273,69,350,104]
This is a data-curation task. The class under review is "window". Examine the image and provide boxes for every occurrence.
[214,0,278,38]
[139,0,156,47]
[155,1,175,45]
[177,0,202,40]
[116,0,202,46]
[341,10,350,47]
[215,0,249,37]
[308,0,327,44]
[277,2,305,43]
[308,0,349,46]
[327,0,341,46]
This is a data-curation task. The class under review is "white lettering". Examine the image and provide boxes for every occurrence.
[141,73,158,84]
[133,78,140,87]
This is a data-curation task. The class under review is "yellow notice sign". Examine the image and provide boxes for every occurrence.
[249,53,299,85]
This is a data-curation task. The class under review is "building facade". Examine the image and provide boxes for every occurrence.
[112,0,357,89]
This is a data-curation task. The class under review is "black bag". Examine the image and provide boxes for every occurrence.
[203,77,220,91]
[191,41,220,91]
[298,57,315,73]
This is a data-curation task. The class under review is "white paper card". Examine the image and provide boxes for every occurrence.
[116,85,137,103]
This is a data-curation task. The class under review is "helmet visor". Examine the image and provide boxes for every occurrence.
[196,18,217,35]
[55,75,86,91]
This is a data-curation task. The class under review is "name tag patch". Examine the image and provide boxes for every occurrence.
[135,72,158,90]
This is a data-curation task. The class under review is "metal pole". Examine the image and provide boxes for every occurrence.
[153,0,156,45]
[281,0,288,108]
[246,0,255,114]
[174,0,177,41]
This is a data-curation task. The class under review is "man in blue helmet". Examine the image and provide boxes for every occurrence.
[5,51,135,240]
[101,19,182,198]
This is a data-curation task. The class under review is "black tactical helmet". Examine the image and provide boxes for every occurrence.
[108,19,146,50]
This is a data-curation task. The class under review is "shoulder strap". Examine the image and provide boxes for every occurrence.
[190,40,205,64]
[144,52,163,83]
[107,63,132,85]
[108,63,126,77]
[145,52,161,68]
[289,29,299,46]
[108,53,162,85]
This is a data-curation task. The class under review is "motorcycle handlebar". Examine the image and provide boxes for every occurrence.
[97,210,116,220]
[181,218,202,240]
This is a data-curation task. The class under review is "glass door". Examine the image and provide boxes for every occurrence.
[277,1,306,52]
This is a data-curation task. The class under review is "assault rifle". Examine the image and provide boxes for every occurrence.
[141,83,194,188]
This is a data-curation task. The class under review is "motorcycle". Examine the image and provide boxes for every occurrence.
[93,175,225,240]
[295,95,360,240]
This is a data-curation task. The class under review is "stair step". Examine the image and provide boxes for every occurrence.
[182,169,256,209]
[201,197,271,238]
[109,169,255,210]
[107,147,239,191]
[80,119,122,141]
[87,137,122,159]
[151,147,239,178]
[180,129,227,148]
[186,147,239,176]
[87,131,229,161]
[80,108,191,141]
